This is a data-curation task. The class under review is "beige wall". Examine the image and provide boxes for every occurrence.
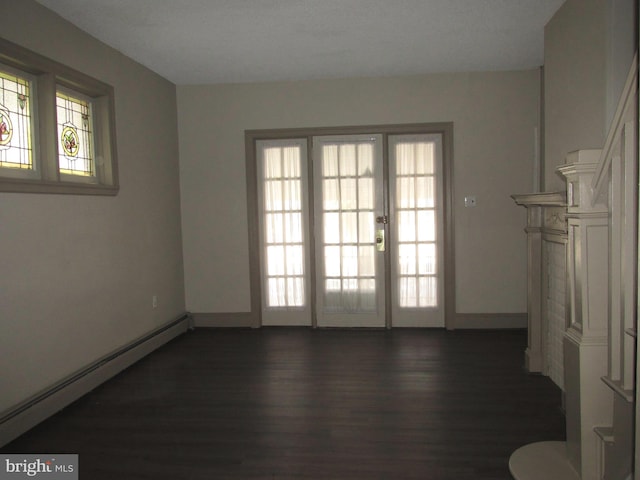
[544,0,608,191]
[0,1,185,413]
[606,0,637,126]
[178,70,540,319]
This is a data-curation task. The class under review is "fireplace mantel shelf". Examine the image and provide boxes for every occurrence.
[511,191,567,207]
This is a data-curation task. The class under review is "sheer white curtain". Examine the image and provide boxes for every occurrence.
[263,145,305,307]
[321,142,377,312]
[395,141,438,307]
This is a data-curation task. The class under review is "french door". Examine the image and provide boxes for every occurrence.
[256,131,445,328]
[313,135,386,327]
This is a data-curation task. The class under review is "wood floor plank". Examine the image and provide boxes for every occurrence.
[1,328,565,479]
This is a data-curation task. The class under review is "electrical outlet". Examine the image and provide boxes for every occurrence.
[464,196,477,207]
[152,295,158,308]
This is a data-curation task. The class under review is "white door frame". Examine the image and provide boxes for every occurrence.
[245,123,455,329]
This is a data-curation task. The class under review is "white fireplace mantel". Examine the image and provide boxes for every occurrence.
[511,191,567,374]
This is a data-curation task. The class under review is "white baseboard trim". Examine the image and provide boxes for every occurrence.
[0,313,191,447]
[192,312,258,328]
[455,313,527,329]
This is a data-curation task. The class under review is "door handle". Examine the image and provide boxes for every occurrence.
[375,229,385,252]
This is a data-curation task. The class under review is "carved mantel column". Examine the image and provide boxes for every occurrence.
[557,149,612,480]
[511,191,567,373]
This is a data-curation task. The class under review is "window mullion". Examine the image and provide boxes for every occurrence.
[279,150,289,306]
[36,72,59,182]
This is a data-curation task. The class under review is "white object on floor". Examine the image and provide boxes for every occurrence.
[509,441,580,480]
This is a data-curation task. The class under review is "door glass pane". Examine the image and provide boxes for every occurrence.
[322,145,338,175]
[399,277,418,307]
[265,181,283,210]
[415,177,434,208]
[264,149,282,177]
[268,278,286,306]
[359,279,377,310]
[339,144,357,175]
[341,212,358,243]
[399,244,417,275]
[359,246,376,277]
[396,143,415,174]
[285,245,304,275]
[265,213,284,243]
[418,243,436,275]
[267,245,285,275]
[325,246,341,277]
[358,212,374,243]
[283,147,300,176]
[340,178,357,209]
[419,277,437,307]
[342,246,358,277]
[324,213,340,244]
[357,145,373,175]
[358,177,374,209]
[398,211,416,241]
[415,143,435,174]
[417,210,435,241]
[397,177,415,208]
[287,277,305,306]
[285,212,303,243]
[283,179,301,209]
[323,179,340,210]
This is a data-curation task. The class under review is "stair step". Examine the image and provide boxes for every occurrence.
[594,426,615,444]
[601,376,634,402]
[509,441,579,480]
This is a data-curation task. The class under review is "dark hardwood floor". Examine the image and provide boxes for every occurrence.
[2,328,565,479]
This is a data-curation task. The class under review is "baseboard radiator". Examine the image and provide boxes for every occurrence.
[0,313,192,447]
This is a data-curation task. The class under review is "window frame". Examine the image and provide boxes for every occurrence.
[0,37,118,195]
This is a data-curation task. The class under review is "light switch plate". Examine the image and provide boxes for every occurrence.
[464,196,477,207]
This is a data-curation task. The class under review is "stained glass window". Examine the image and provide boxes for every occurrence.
[0,66,34,171]
[0,37,118,195]
[56,90,94,177]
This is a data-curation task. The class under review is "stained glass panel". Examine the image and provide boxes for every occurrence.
[0,67,34,171]
[56,91,94,177]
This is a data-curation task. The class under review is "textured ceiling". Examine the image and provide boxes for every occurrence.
[35,0,565,85]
